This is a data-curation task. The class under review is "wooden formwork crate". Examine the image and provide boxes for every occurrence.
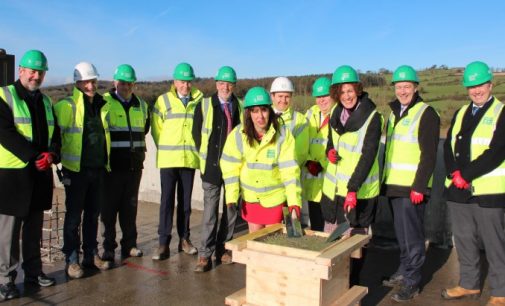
[225,224,370,306]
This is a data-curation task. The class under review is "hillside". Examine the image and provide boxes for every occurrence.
[43,68,505,131]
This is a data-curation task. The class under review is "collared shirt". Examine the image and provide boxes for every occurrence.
[218,96,232,114]
[115,90,131,104]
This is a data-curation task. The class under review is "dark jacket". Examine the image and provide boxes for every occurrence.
[326,92,383,194]
[382,92,440,197]
[193,93,241,185]
[0,80,59,216]
[106,89,150,171]
[444,97,505,207]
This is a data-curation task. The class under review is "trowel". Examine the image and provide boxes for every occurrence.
[283,207,303,238]
[326,219,350,242]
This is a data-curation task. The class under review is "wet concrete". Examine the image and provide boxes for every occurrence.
[4,189,495,305]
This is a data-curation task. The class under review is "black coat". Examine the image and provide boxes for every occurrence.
[193,93,241,185]
[0,80,58,216]
[382,93,440,197]
[444,97,505,207]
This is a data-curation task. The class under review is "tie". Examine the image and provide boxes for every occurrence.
[223,103,232,134]
[181,97,189,106]
[472,105,479,116]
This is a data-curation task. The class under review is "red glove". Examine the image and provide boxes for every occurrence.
[306,161,323,176]
[410,190,424,205]
[35,152,54,171]
[451,170,470,189]
[343,192,357,213]
[288,206,301,219]
[327,149,339,164]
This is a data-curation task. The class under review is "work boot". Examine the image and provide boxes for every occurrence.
[441,286,480,300]
[152,245,169,260]
[391,284,419,302]
[66,263,84,279]
[194,257,211,272]
[129,247,143,257]
[382,273,404,287]
[179,239,197,255]
[220,250,233,265]
[24,273,56,287]
[487,296,505,306]
[82,255,112,271]
[101,250,115,262]
[0,282,19,301]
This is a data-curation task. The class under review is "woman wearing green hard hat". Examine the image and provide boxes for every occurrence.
[220,87,302,233]
[320,65,383,284]
[302,77,335,231]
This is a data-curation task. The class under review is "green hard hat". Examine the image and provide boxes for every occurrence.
[173,62,195,81]
[331,65,359,85]
[391,65,419,84]
[19,49,48,71]
[114,64,137,82]
[215,66,237,83]
[463,61,493,87]
[244,87,272,108]
[312,77,331,97]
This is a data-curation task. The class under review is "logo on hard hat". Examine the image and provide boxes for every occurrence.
[317,86,323,91]
[469,73,477,81]
[224,73,230,78]
[256,96,264,101]
[183,72,189,76]
[342,72,350,80]
[399,72,406,78]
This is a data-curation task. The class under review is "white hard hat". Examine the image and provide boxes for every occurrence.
[270,77,294,93]
[73,61,99,81]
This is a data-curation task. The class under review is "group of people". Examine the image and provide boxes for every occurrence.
[0,49,504,306]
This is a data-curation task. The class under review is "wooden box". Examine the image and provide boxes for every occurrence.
[224,224,370,306]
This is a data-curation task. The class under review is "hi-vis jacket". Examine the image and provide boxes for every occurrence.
[53,87,111,172]
[303,104,330,202]
[151,85,203,169]
[383,98,440,193]
[445,98,505,197]
[322,95,383,201]
[103,91,149,171]
[220,124,302,208]
[278,108,309,166]
[0,85,54,168]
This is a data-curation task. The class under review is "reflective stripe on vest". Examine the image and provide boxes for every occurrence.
[322,110,382,200]
[445,99,505,195]
[0,85,54,168]
[199,98,213,174]
[383,102,432,187]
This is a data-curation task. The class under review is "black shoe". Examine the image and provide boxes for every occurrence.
[0,282,20,301]
[382,273,404,287]
[25,273,56,287]
[391,285,419,302]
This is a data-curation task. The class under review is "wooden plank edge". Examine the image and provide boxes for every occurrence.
[226,224,284,251]
[225,288,246,306]
[330,285,368,306]
[315,234,371,266]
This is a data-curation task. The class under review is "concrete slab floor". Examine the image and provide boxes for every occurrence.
[3,189,495,305]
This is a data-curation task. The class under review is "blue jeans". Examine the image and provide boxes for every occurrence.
[62,168,104,263]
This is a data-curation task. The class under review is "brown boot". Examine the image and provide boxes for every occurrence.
[441,286,480,300]
[194,257,211,272]
[152,245,169,260]
[487,296,505,306]
[179,239,197,255]
[220,250,233,265]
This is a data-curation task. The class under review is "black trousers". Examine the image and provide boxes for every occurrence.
[158,168,195,245]
[101,170,142,256]
[390,197,426,287]
[308,201,324,231]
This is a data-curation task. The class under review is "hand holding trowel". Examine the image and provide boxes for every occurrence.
[283,206,303,238]
[326,192,356,242]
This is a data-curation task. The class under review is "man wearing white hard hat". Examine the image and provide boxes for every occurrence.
[53,62,112,279]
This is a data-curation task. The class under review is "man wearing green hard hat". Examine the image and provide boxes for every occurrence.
[192,66,242,272]
[381,65,440,302]
[151,62,203,260]
[100,64,150,264]
[442,61,505,305]
[0,49,57,300]
[302,77,335,232]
